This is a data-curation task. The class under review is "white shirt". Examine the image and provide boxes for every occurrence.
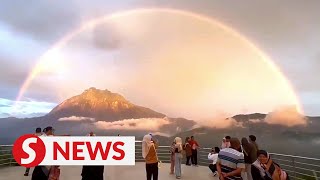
[208,153,218,165]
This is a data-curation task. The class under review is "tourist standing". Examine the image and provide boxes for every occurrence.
[189,136,199,166]
[170,141,175,174]
[24,127,42,176]
[222,136,231,149]
[249,135,259,151]
[249,135,259,161]
[183,137,192,166]
[142,134,159,180]
[241,138,255,180]
[32,127,56,180]
[174,137,183,179]
[81,166,104,180]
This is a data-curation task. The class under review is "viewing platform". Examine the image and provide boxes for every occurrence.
[1,142,320,180]
[0,162,216,180]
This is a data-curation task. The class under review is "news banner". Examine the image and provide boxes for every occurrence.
[13,134,135,167]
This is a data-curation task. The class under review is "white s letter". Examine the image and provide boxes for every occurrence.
[21,138,37,164]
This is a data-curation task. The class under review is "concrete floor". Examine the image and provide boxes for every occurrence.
[0,163,218,180]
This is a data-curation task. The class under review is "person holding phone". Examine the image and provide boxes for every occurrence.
[208,147,220,176]
[142,134,159,180]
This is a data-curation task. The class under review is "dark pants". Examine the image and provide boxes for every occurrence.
[31,166,48,180]
[191,149,198,165]
[209,164,217,173]
[81,166,104,180]
[25,167,30,174]
[186,156,191,165]
[146,163,158,180]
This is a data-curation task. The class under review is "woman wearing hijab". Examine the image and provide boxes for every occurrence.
[221,136,231,149]
[174,137,183,179]
[251,150,289,180]
[142,134,159,180]
[241,138,255,180]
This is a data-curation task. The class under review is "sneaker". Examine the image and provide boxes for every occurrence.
[24,173,29,176]
[176,176,181,179]
[213,172,217,176]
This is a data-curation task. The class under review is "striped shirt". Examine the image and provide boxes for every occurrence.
[217,148,245,180]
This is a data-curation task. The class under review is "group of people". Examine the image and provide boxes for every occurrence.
[25,127,104,180]
[169,136,200,178]
[141,133,290,180]
[142,134,201,180]
[206,135,289,180]
[24,128,289,180]
[25,126,61,180]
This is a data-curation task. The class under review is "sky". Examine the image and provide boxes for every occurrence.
[0,0,319,119]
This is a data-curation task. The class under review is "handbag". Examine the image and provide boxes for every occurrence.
[153,144,162,168]
[48,166,60,180]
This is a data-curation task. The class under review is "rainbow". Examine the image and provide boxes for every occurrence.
[15,8,303,113]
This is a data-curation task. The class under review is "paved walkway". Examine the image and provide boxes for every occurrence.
[0,163,218,180]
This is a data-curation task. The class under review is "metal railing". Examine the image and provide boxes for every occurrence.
[0,145,15,166]
[1,142,320,180]
[269,153,320,180]
[134,141,320,180]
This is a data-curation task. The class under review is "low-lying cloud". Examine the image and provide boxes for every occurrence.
[58,116,95,122]
[151,132,171,137]
[248,119,263,123]
[198,114,244,129]
[265,106,307,127]
[94,118,171,131]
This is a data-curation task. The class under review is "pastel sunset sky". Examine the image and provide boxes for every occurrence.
[0,0,319,119]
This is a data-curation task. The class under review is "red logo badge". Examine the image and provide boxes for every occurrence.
[13,134,46,167]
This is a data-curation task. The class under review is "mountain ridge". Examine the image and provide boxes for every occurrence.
[0,87,319,159]
[48,87,166,121]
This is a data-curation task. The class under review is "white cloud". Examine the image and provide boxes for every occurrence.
[94,118,171,131]
[249,119,262,123]
[0,98,56,118]
[151,132,171,137]
[58,116,95,122]
[265,106,307,127]
[198,116,244,129]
